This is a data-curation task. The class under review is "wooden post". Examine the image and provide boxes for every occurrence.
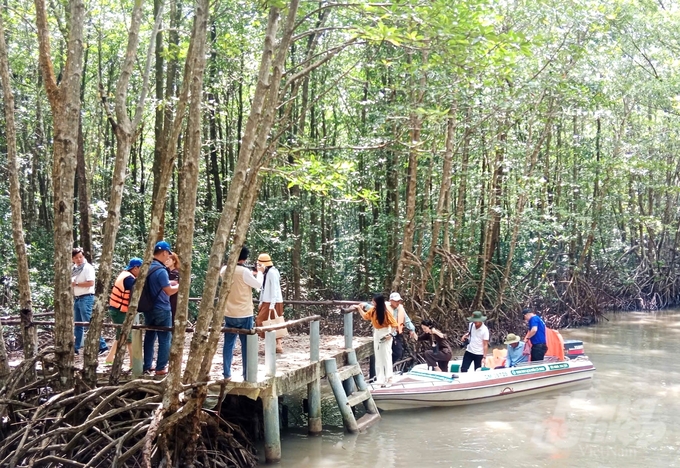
[348,350,378,414]
[246,333,258,383]
[344,311,353,349]
[308,319,322,435]
[324,358,358,433]
[265,331,276,377]
[131,313,143,377]
[262,387,281,463]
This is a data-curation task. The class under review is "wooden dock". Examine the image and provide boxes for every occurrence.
[5,308,380,464]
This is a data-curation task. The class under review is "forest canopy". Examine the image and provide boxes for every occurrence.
[1,0,680,330]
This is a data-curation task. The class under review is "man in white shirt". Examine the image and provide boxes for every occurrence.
[221,246,262,380]
[71,247,107,355]
[460,310,489,372]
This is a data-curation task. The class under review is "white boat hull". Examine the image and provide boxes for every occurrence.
[370,358,595,411]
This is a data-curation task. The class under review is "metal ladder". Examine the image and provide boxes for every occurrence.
[324,350,381,433]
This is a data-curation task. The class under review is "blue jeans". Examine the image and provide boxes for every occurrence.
[143,307,172,372]
[74,294,108,352]
[223,315,253,379]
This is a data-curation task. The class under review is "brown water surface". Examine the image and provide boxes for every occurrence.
[272,310,680,467]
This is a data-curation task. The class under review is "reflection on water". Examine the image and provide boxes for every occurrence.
[269,310,680,467]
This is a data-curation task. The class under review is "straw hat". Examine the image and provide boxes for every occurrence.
[504,333,521,345]
[257,253,273,267]
[467,311,487,322]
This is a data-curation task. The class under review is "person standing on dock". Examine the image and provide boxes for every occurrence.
[256,253,284,353]
[460,311,489,372]
[351,294,398,386]
[72,247,108,355]
[387,292,417,363]
[523,308,547,362]
[221,246,261,381]
[142,241,179,376]
[105,257,142,364]
[165,252,181,328]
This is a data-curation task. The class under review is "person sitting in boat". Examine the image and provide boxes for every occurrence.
[461,311,489,372]
[417,319,453,372]
[503,333,528,367]
[351,294,398,386]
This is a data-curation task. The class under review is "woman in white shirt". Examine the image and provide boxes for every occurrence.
[256,253,284,353]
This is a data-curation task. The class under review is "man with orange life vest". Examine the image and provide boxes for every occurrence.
[105,258,142,364]
[387,292,417,364]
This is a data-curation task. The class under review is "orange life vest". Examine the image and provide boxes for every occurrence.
[387,303,406,334]
[109,271,134,312]
[545,328,565,361]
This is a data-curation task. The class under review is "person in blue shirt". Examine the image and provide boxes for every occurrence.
[503,333,528,367]
[143,241,179,376]
[523,308,547,362]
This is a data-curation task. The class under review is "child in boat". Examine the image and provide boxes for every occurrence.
[418,319,453,372]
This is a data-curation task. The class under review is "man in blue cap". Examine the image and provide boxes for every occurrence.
[142,241,179,376]
[105,257,142,364]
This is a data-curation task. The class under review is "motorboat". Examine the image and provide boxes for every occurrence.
[370,354,595,411]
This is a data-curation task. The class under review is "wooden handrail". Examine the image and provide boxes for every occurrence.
[0,314,322,335]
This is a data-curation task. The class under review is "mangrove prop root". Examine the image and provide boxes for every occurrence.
[0,373,258,467]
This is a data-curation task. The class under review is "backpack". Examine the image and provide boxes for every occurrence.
[137,264,167,312]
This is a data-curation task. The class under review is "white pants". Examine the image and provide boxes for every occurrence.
[373,326,394,384]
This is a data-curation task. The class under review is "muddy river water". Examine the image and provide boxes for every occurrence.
[265,310,680,467]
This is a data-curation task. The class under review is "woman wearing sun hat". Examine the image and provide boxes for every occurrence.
[460,310,489,372]
[256,253,284,353]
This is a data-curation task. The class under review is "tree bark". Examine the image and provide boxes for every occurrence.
[392,51,427,291]
[472,123,507,311]
[164,0,209,413]
[183,0,302,384]
[34,0,86,389]
[0,12,37,376]
[76,116,93,262]
[420,104,456,301]
[496,107,553,309]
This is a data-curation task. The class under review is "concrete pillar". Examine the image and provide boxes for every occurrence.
[131,313,143,377]
[309,320,319,363]
[348,350,378,414]
[308,320,322,435]
[344,312,353,349]
[262,388,281,463]
[246,333,258,383]
[307,378,322,435]
[265,331,276,377]
[325,358,358,433]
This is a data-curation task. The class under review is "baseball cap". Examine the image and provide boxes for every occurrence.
[125,257,143,270]
[154,241,172,253]
[389,292,402,302]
